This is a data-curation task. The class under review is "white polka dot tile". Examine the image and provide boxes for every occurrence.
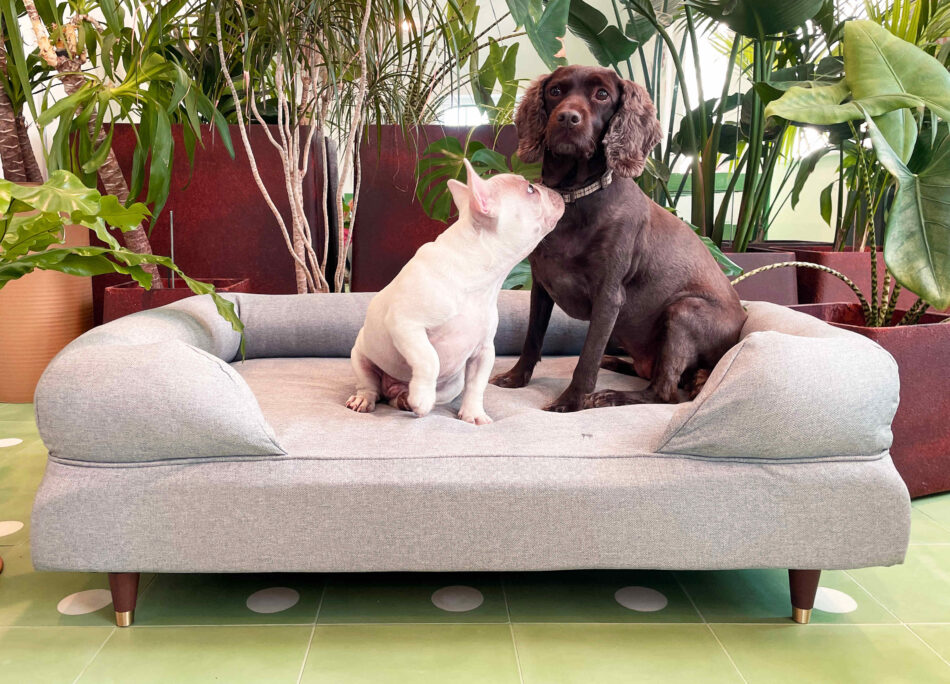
[57,589,113,616]
[431,585,484,612]
[246,587,300,614]
[614,586,668,612]
[814,587,858,614]
[0,438,23,448]
[0,520,24,537]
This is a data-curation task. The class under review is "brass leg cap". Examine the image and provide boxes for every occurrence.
[792,607,812,624]
[115,610,134,627]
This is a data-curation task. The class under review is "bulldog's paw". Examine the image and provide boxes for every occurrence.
[346,394,376,413]
[490,366,532,389]
[408,386,436,417]
[458,408,493,426]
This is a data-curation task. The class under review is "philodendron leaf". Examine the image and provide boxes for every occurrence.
[502,258,533,290]
[568,0,639,67]
[7,170,100,216]
[687,0,823,40]
[508,0,570,70]
[766,21,950,130]
[94,195,150,231]
[865,115,950,309]
[0,213,67,259]
[688,222,743,276]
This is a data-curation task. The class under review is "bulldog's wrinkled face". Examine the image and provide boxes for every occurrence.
[447,160,564,259]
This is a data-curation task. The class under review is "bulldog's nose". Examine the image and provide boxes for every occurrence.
[557,109,581,128]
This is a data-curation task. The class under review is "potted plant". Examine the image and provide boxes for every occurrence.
[733,20,950,497]
[10,1,264,320]
[0,171,242,402]
[756,1,950,307]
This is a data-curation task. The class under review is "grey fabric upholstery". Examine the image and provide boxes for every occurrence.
[31,454,910,573]
[656,331,899,460]
[230,290,589,359]
[29,291,911,575]
[35,340,284,463]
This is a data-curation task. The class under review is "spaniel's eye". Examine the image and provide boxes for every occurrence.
[549,86,562,97]
[527,185,536,194]
[595,88,609,100]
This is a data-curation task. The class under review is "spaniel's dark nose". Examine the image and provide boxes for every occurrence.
[556,109,582,128]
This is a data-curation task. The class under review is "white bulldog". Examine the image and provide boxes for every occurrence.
[346,159,564,424]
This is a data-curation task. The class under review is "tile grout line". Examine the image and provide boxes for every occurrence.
[841,569,950,669]
[501,576,526,684]
[673,573,748,684]
[70,626,116,684]
[914,505,950,534]
[902,623,950,670]
[295,582,328,684]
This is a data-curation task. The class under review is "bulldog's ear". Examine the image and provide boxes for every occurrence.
[448,159,497,222]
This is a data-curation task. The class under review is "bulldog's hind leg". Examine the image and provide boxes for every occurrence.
[346,334,382,413]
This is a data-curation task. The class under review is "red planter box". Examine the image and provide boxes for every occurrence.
[103,277,251,324]
[791,301,950,498]
[351,125,518,292]
[93,124,333,323]
[726,250,799,305]
[758,242,922,309]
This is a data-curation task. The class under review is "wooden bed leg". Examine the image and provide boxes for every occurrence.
[108,572,140,627]
[789,569,821,624]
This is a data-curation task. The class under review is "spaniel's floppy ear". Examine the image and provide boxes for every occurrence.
[603,79,662,178]
[515,75,549,164]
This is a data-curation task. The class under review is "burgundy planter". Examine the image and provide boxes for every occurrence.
[725,250,799,305]
[93,124,335,324]
[102,278,251,324]
[351,125,518,292]
[791,302,950,498]
[756,242,923,309]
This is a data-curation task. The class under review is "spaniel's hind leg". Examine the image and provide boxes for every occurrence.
[600,355,640,377]
[586,297,715,408]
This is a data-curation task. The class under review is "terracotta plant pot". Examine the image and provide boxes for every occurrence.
[0,225,93,402]
[102,277,251,323]
[725,249,799,305]
[790,301,950,498]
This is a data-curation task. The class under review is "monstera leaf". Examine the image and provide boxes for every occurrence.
[766,21,950,160]
[568,0,639,67]
[866,116,950,309]
[507,0,571,69]
[416,136,539,223]
[687,0,823,40]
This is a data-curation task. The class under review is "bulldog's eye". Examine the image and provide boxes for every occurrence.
[527,185,536,194]
[595,88,609,100]
[549,86,562,97]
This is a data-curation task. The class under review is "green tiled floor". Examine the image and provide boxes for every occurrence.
[2,404,950,683]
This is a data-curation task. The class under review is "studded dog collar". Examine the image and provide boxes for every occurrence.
[550,169,614,204]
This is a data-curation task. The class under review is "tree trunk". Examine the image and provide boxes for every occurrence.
[0,28,27,182]
[57,67,162,287]
[15,116,42,183]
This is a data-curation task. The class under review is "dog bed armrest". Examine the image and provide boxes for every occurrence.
[655,331,900,461]
[34,298,284,464]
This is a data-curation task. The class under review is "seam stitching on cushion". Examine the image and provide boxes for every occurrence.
[184,343,287,456]
[654,335,751,453]
[44,449,891,470]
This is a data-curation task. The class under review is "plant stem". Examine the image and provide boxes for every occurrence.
[898,298,930,325]
[651,20,704,228]
[730,260,873,324]
[733,39,765,251]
